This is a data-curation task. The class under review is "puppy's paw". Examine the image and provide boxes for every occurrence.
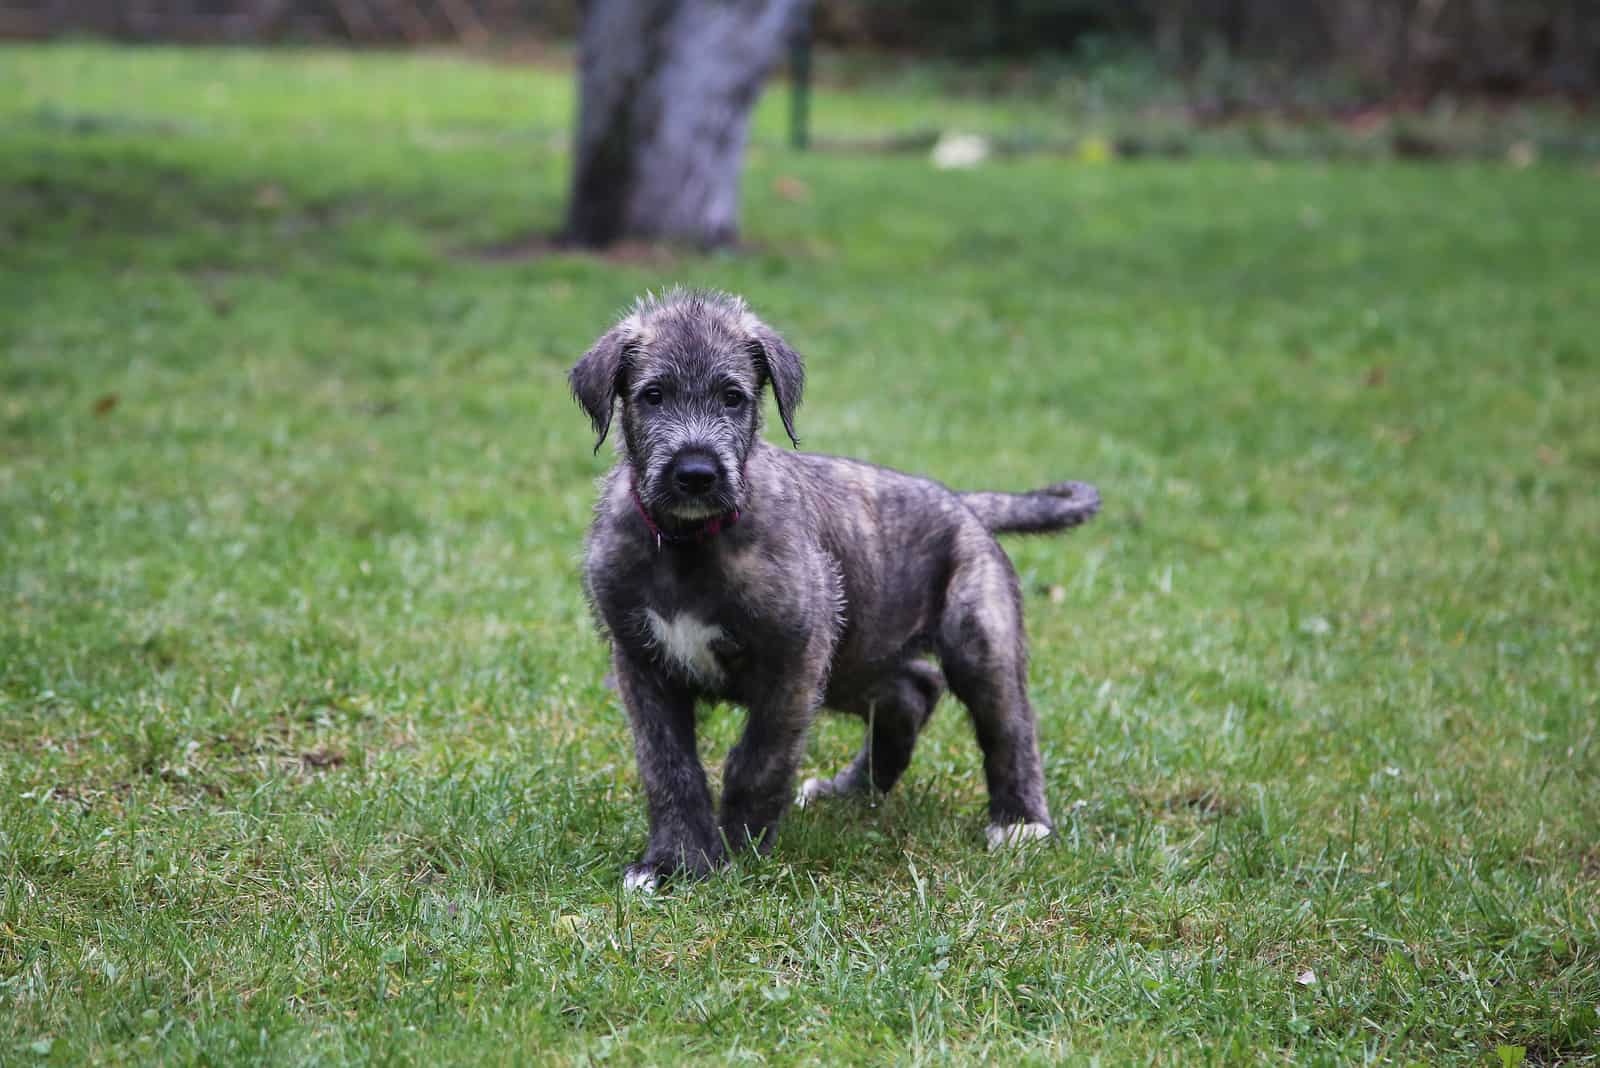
[622,864,661,895]
[795,776,834,808]
[986,821,1051,850]
[624,842,726,892]
[1041,480,1097,502]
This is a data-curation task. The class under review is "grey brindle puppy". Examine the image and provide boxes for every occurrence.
[572,290,1100,892]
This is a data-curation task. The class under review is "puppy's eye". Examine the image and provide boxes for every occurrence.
[722,389,746,409]
[641,387,663,406]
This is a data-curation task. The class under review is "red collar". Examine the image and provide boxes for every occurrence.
[630,483,740,549]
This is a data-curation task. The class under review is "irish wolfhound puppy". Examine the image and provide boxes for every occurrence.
[571,290,1100,891]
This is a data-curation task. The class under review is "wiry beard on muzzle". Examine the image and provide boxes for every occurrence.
[639,456,745,521]
[629,414,749,522]
[655,481,742,520]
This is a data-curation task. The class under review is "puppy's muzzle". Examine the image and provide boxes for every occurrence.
[670,450,722,497]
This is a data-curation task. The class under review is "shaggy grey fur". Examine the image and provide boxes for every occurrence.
[571,290,1100,890]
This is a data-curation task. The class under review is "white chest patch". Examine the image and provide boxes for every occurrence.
[644,610,726,686]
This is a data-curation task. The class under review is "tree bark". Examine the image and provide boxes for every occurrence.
[565,0,809,250]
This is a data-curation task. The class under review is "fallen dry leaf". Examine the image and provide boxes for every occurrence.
[773,176,811,202]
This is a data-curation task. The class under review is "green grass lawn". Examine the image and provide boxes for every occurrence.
[3,43,1598,1066]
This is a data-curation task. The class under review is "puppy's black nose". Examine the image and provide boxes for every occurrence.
[672,453,720,496]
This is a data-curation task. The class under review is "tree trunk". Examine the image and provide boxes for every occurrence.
[565,0,808,250]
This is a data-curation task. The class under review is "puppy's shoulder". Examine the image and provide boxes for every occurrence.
[583,466,646,572]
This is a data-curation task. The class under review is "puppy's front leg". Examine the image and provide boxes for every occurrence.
[720,673,824,855]
[613,649,722,890]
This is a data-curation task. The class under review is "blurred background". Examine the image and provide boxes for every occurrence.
[11,0,1600,98]
[7,1,1597,247]
[13,0,1598,251]
[9,4,1600,157]
[5,2,1598,255]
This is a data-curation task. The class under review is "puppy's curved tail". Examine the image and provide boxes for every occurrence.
[960,480,1101,535]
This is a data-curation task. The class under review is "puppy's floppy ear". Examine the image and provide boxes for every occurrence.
[744,316,805,446]
[570,323,634,452]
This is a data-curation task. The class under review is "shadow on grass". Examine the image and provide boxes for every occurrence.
[0,132,471,275]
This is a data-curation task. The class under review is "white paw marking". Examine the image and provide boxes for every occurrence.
[986,822,1051,850]
[795,776,830,808]
[623,868,659,894]
[644,609,725,686]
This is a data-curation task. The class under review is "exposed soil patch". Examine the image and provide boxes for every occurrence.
[299,746,346,771]
[462,230,778,265]
[1135,780,1242,820]
[463,231,686,265]
[42,781,132,813]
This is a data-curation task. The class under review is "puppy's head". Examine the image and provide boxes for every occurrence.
[570,290,804,520]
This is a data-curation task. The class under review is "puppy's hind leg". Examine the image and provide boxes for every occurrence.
[935,537,1053,848]
[798,661,944,807]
